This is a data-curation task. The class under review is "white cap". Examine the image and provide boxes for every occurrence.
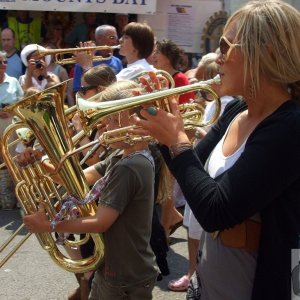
[20,44,51,67]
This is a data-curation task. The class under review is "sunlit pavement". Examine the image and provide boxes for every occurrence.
[0,208,188,300]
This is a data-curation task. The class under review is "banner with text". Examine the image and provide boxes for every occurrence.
[0,0,156,14]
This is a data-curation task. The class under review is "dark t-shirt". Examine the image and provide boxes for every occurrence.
[95,151,158,286]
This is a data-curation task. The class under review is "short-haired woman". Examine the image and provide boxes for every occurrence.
[116,22,155,80]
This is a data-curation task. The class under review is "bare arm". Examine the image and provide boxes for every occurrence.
[17,147,102,186]
[42,156,102,186]
[23,202,119,234]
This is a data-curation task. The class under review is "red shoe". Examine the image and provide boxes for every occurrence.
[168,275,189,291]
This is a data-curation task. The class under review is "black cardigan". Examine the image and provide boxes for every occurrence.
[160,99,300,300]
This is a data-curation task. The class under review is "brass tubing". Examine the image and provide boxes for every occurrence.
[2,79,105,273]
[0,232,32,268]
[0,223,26,253]
[37,45,120,65]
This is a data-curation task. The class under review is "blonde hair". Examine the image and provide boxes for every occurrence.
[99,80,170,204]
[197,52,217,68]
[83,65,117,89]
[197,52,219,80]
[98,80,139,102]
[226,0,300,100]
[98,80,145,116]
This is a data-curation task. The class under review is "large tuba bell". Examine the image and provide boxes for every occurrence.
[0,81,104,273]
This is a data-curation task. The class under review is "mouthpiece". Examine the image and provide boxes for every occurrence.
[204,74,221,85]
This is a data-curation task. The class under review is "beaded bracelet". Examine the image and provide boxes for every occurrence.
[169,142,192,159]
[50,220,56,232]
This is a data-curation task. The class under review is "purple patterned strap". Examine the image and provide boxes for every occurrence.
[50,150,154,245]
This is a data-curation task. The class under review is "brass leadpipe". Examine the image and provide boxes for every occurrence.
[56,74,221,169]
[37,45,120,65]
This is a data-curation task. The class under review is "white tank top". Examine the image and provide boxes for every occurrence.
[207,115,247,178]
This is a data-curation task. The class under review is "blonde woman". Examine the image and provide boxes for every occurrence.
[133,1,300,299]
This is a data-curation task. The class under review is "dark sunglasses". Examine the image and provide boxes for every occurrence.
[0,60,8,65]
[219,36,241,62]
[79,85,97,95]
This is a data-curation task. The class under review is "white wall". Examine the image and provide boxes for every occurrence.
[139,0,299,55]
[138,0,222,54]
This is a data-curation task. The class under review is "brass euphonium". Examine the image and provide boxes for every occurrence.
[0,81,104,273]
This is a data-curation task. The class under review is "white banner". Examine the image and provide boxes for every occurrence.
[0,0,157,14]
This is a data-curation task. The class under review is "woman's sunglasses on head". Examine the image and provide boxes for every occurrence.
[219,36,241,62]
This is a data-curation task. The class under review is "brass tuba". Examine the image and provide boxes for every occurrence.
[0,81,104,273]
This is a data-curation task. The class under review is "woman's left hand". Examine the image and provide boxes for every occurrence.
[23,204,50,233]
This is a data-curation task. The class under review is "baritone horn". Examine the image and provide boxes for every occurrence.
[1,80,104,273]
[57,74,221,167]
[36,45,121,65]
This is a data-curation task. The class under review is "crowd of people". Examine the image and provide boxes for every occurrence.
[1,1,300,300]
